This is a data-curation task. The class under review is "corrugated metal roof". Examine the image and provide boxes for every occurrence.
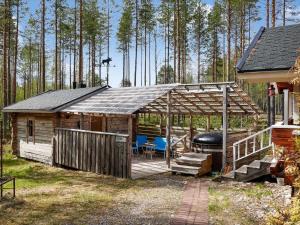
[3,86,108,113]
[62,83,262,115]
[237,24,300,73]
[62,84,178,115]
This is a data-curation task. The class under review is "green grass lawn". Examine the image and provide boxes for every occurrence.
[0,145,153,225]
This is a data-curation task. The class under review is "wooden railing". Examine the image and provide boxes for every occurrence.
[171,134,189,156]
[233,127,273,171]
[53,128,131,178]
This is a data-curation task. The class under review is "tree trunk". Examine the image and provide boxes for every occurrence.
[134,0,138,86]
[41,0,46,92]
[12,0,19,104]
[266,0,270,28]
[283,0,286,26]
[154,29,158,85]
[7,1,12,106]
[272,0,276,28]
[226,0,231,82]
[144,26,147,86]
[79,0,83,84]
[55,0,58,90]
[2,0,8,136]
[176,0,180,83]
[73,0,77,88]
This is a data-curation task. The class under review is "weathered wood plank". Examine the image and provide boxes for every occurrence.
[53,128,130,178]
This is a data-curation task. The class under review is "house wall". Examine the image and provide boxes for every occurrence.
[59,113,91,130]
[272,127,296,152]
[15,113,56,165]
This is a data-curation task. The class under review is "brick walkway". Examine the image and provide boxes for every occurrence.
[170,179,209,225]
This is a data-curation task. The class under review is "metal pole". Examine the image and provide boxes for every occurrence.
[222,85,228,171]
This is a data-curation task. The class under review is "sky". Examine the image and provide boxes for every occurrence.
[22,0,300,88]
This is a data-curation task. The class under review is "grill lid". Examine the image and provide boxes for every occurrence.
[192,133,223,145]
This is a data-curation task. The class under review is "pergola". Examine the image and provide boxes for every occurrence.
[63,82,262,169]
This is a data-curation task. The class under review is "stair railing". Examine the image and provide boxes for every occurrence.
[233,127,273,171]
[171,134,189,157]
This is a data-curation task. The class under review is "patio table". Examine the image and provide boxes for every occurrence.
[142,143,156,159]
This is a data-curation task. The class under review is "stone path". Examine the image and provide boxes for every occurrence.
[170,179,209,225]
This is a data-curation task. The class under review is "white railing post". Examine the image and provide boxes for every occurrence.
[231,126,273,171]
[233,144,236,171]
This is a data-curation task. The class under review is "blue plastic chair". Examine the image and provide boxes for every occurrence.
[132,135,148,155]
[153,137,167,158]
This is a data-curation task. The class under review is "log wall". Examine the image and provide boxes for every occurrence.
[16,113,56,165]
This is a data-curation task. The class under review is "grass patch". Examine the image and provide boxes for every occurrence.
[240,183,273,200]
[0,146,159,225]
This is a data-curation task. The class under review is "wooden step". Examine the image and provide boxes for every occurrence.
[171,164,200,175]
[175,156,205,167]
[182,152,210,159]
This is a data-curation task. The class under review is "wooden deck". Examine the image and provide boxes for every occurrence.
[131,157,173,179]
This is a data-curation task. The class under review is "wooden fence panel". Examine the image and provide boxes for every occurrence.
[53,128,130,178]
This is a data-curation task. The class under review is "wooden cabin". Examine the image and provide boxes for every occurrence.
[3,83,262,178]
[3,86,108,164]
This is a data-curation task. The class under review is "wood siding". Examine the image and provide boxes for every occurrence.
[53,128,131,178]
[17,114,55,165]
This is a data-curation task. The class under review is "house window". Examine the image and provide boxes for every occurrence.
[28,120,34,137]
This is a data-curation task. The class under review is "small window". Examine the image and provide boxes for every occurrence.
[28,120,34,137]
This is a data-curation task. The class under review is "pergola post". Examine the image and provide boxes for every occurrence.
[206,116,211,132]
[283,89,289,125]
[166,91,171,168]
[189,115,193,151]
[222,85,228,171]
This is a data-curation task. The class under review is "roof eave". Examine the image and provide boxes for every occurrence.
[236,26,265,72]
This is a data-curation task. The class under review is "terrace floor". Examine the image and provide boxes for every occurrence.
[131,155,174,179]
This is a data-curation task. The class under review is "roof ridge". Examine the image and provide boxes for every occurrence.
[236,26,265,72]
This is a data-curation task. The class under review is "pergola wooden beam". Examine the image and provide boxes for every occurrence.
[172,90,207,114]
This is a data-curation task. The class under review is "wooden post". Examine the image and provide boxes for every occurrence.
[102,115,107,132]
[206,115,211,132]
[11,113,18,155]
[166,91,171,168]
[222,85,228,171]
[283,89,289,125]
[159,114,163,136]
[189,115,193,151]
[80,113,84,129]
[128,116,133,178]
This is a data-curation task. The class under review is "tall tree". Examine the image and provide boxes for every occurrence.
[41,0,46,92]
[272,0,276,27]
[78,0,83,85]
[117,0,134,87]
[191,1,207,83]
[226,0,231,81]
[133,0,139,86]
[139,0,154,86]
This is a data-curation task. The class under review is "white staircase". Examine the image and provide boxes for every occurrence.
[222,127,277,182]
